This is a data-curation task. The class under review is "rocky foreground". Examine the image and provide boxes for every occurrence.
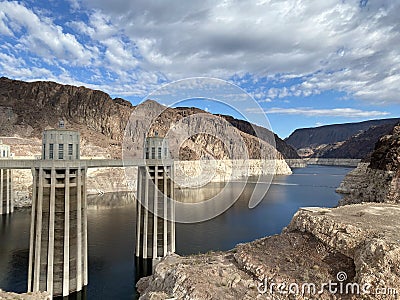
[0,290,49,299]
[138,203,400,300]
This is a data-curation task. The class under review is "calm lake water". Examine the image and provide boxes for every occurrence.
[0,165,352,299]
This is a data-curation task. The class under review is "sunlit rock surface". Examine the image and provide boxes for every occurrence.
[0,290,50,299]
[137,203,399,300]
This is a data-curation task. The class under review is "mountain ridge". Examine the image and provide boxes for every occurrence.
[0,77,297,160]
[285,117,400,159]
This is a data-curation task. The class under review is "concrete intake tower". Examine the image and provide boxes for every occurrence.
[135,134,175,268]
[28,122,88,297]
[0,140,13,215]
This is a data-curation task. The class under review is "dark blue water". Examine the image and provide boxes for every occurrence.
[0,165,352,299]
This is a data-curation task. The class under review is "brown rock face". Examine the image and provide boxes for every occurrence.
[286,118,400,151]
[369,124,400,172]
[218,114,300,159]
[0,77,133,158]
[124,100,281,160]
[337,124,400,205]
[311,122,399,159]
[0,77,294,161]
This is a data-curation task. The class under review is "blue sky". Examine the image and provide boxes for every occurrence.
[0,0,399,138]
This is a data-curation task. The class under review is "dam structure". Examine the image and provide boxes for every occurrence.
[135,134,175,269]
[28,124,88,297]
[0,124,176,297]
[0,140,13,215]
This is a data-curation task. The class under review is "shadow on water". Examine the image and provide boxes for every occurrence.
[134,258,153,281]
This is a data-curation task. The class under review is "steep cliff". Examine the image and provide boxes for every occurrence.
[123,100,282,161]
[286,118,400,149]
[309,122,398,159]
[286,118,400,159]
[0,77,132,158]
[337,123,400,205]
[218,114,300,159]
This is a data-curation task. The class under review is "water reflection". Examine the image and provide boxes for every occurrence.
[87,192,136,209]
[174,181,226,203]
[134,258,152,282]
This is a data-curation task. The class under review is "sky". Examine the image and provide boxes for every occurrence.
[0,0,399,138]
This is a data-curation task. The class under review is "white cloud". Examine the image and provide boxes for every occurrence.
[0,0,399,106]
[102,38,138,70]
[0,1,93,65]
[0,52,53,78]
[0,10,13,36]
[68,0,81,10]
[67,11,141,76]
[257,98,272,103]
[80,0,400,104]
[262,107,391,118]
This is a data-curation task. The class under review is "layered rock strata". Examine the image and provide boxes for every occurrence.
[337,124,400,205]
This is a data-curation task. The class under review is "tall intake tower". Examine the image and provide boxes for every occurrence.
[28,121,88,297]
[0,140,13,215]
[135,133,175,268]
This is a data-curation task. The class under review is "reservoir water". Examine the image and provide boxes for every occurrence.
[0,165,352,299]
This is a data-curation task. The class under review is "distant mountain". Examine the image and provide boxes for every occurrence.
[0,77,298,160]
[312,122,399,160]
[285,118,400,159]
[286,118,400,149]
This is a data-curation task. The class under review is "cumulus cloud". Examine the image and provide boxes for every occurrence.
[81,0,400,104]
[0,1,93,65]
[67,0,81,10]
[0,0,399,106]
[0,52,53,78]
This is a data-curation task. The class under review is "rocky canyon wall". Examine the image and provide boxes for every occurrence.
[337,124,400,205]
